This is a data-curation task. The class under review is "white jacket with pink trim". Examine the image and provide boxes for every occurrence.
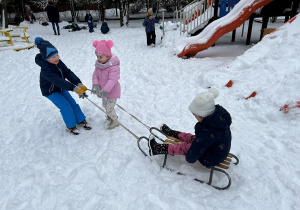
[92,55,121,98]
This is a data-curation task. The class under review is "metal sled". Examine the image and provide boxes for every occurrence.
[137,127,239,190]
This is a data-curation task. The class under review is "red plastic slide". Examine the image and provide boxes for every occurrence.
[177,0,273,58]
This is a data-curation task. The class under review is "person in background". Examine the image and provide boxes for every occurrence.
[39,14,49,26]
[85,10,95,33]
[25,5,34,24]
[142,8,159,46]
[100,19,110,34]
[46,0,60,35]
[148,88,232,168]
[34,37,92,135]
[91,40,121,130]
[14,14,21,26]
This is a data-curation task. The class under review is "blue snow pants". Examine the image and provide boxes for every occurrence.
[46,90,85,128]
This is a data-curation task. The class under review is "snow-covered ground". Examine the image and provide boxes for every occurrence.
[0,13,299,210]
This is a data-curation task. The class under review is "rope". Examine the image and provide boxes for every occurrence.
[85,97,140,140]
[116,104,151,130]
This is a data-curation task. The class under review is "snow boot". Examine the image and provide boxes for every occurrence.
[108,119,120,130]
[161,124,180,139]
[78,119,92,130]
[148,138,168,156]
[66,126,80,135]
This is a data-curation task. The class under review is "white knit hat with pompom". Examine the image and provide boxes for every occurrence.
[188,88,219,117]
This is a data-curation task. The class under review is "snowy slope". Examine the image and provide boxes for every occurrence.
[0,15,299,210]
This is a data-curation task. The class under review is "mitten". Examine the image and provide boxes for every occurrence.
[73,86,86,95]
[91,85,100,95]
[77,83,88,91]
[99,89,108,99]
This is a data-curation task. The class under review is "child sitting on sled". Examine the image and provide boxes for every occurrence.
[90,40,121,130]
[34,37,92,135]
[148,88,232,167]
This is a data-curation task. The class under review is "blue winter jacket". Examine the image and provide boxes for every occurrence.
[35,53,81,96]
[186,105,232,167]
[142,16,159,33]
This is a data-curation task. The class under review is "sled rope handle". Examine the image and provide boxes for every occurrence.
[116,104,151,130]
[85,97,140,140]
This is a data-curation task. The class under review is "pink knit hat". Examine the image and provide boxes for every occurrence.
[93,40,113,57]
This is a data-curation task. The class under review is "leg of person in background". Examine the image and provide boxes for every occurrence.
[146,32,151,46]
[28,15,33,24]
[150,30,156,46]
[55,22,60,35]
[51,22,57,35]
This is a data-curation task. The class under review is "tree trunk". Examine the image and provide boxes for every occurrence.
[70,0,78,23]
[115,0,118,17]
[149,0,153,9]
[126,1,129,26]
[2,0,8,28]
[119,0,124,27]
[98,1,105,22]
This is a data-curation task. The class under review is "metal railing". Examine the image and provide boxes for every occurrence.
[174,0,214,35]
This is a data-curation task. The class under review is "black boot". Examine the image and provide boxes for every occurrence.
[161,124,180,139]
[54,31,57,35]
[78,119,92,130]
[148,138,168,156]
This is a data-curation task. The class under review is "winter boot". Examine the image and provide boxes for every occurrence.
[78,119,92,130]
[66,126,80,135]
[54,31,57,35]
[108,119,120,130]
[148,138,169,156]
[161,124,180,139]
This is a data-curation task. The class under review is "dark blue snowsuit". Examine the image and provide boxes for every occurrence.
[142,16,159,46]
[186,105,232,167]
[35,54,86,128]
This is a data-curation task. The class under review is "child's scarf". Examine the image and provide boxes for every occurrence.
[95,60,118,70]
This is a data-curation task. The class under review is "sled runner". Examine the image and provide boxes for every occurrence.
[85,93,239,190]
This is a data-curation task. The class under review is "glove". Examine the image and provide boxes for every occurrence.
[91,85,100,95]
[77,83,88,91]
[99,89,108,99]
[73,86,86,95]
[79,92,88,99]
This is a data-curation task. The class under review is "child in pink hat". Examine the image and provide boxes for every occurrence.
[91,40,121,130]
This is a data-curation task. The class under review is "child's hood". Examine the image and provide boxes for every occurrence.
[109,55,120,64]
[201,105,232,129]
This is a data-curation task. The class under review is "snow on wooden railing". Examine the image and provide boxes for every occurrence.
[174,0,214,35]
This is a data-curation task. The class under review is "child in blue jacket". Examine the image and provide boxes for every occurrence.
[100,20,110,34]
[34,37,91,135]
[85,10,95,33]
[142,8,159,46]
[148,88,232,167]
